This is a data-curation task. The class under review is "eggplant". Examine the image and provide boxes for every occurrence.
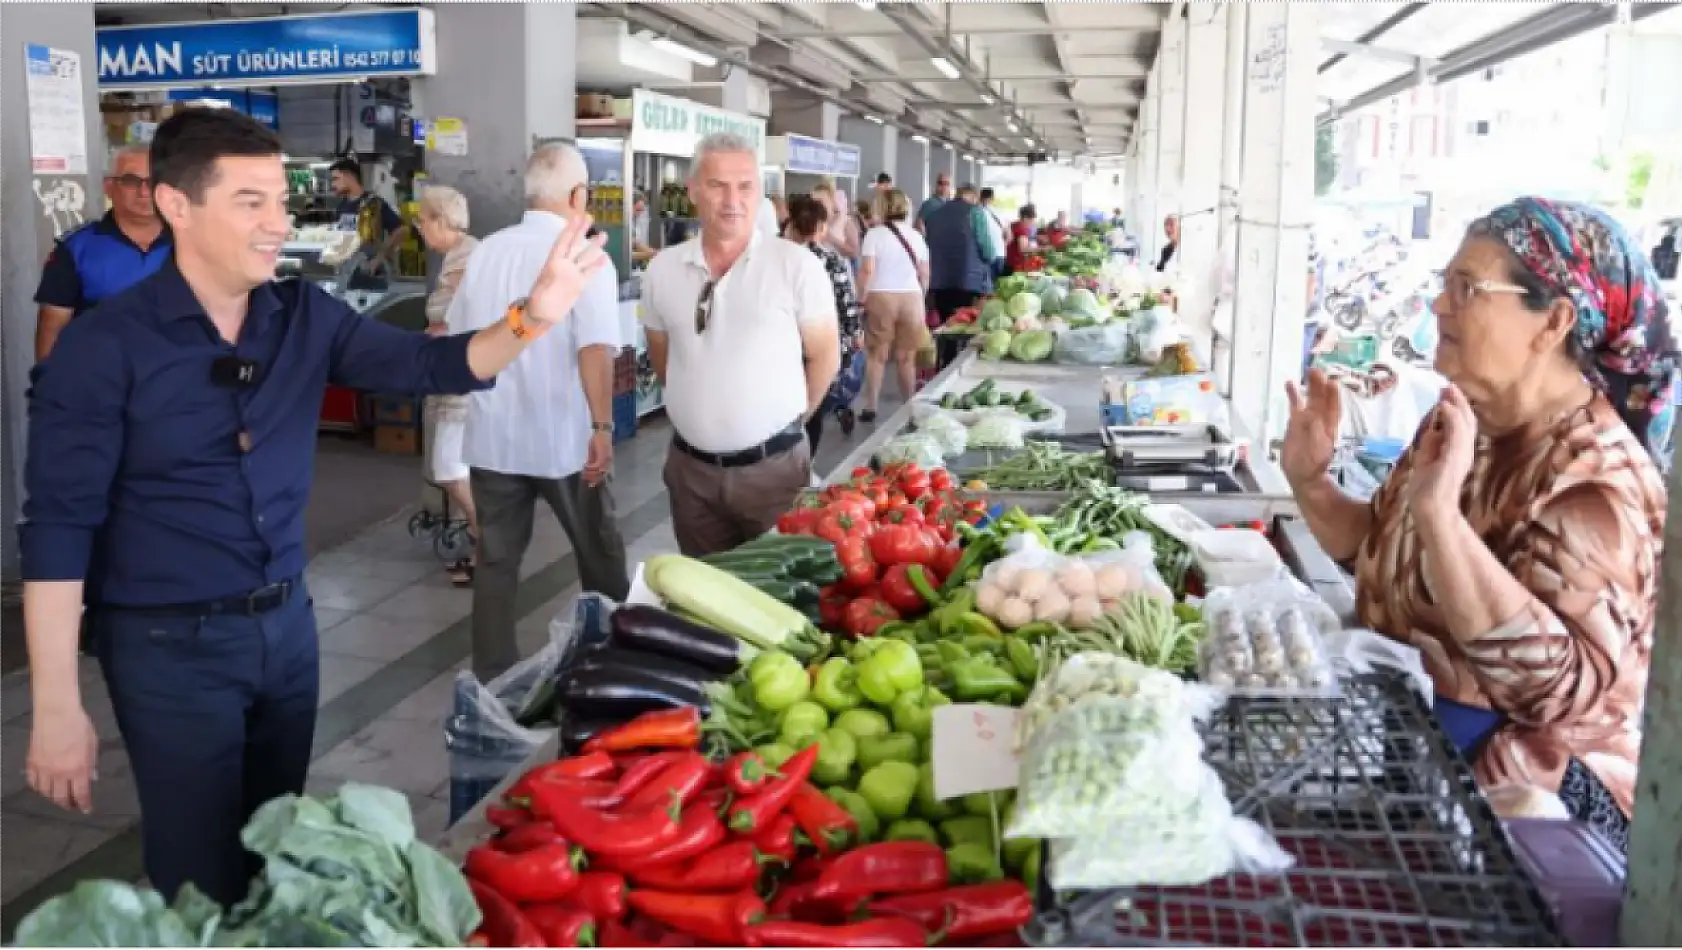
[558,664,711,720]
[577,645,718,688]
[559,715,621,756]
[609,605,744,674]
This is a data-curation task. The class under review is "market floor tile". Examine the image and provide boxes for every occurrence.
[0,400,901,933]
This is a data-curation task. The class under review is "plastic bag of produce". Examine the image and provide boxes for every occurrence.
[1012,651,1217,752]
[967,412,1028,451]
[877,432,947,469]
[972,533,1164,633]
[1053,323,1132,365]
[1197,580,1341,697]
[1008,329,1056,362]
[915,409,970,457]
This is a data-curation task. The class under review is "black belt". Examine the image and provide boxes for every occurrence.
[95,578,299,618]
[673,420,805,468]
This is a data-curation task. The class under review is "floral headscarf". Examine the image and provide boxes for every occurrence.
[1475,196,1679,467]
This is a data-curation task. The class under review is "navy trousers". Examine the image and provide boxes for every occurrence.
[92,584,318,906]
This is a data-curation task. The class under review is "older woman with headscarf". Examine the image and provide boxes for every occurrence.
[1282,197,1676,851]
[416,184,481,585]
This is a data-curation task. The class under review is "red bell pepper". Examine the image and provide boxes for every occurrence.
[464,842,582,904]
[571,871,628,922]
[932,544,964,584]
[495,821,570,854]
[467,879,546,948]
[751,813,799,864]
[582,707,701,754]
[835,534,880,591]
[868,881,1033,940]
[726,743,818,834]
[928,469,954,493]
[630,840,778,892]
[723,751,776,796]
[786,782,858,854]
[810,841,949,904]
[626,888,767,946]
[623,752,713,813]
[843,596,901,638]
[870,523,937,568]
[815,509,872,546]
[743,917,932,948]
[880,564,941,615]
[534,785,682,858]
[485,804,532,832]
[523,904,597,947]
[623,802,727,869]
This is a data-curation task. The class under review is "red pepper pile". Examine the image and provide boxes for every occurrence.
[776,464,986,639]
[948,306,980,327]
[464,708,1032,948]
[1021,254,1047,272]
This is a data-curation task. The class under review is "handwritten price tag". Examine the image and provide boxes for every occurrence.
[931,704,1021,802]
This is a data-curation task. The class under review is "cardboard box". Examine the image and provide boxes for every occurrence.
[374,425,420,456]
[371,395,420,427]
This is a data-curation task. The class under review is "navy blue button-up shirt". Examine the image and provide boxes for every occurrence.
[21,259,492,607]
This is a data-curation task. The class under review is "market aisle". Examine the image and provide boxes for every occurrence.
[0,399,901,932]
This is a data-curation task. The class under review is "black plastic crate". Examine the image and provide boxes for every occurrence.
[1024,673,1561,948]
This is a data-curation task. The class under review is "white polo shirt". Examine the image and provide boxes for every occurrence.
[446,210,622,479]
[641,232,838,453]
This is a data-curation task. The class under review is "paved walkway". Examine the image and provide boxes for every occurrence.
[0,405,897,932]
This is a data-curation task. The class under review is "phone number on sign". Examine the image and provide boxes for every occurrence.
[340,49,420,70]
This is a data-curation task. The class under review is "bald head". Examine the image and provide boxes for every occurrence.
[526,143,588,212]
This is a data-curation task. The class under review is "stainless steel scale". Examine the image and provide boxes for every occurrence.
[1100,424,1243,493]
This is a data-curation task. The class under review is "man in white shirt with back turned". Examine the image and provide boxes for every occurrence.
[642,133,841,556]
[448,143,630,681]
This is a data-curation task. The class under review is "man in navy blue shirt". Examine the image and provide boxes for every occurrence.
[20,107,610,906]
[33,144,173,360]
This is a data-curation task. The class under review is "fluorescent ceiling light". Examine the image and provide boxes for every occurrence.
[930,57,960,80]
[1006,121,1018,132]
[963,154,975,161]
[866,114,884,124]
[651,37,718,67]
[912,134,929,143]
[980,94,994,105]
[856,1,877,8]
[1023,137,1035,146]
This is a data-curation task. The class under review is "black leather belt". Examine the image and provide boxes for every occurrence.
[673,420,805,468]
[97,578,299,618]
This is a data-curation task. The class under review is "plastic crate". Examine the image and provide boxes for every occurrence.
[612,390,638,445]
[1026,672,1562,948]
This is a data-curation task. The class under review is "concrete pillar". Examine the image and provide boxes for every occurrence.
[421,2,578,235]
[1154,6,1189,241]
[896,133,930,206]
[1226,2,1318,443]
[1,1,102,576]
[1136,62,1161,261]
[769,91,841,142]
[841,116,896,192]
[1178,3,1231,343]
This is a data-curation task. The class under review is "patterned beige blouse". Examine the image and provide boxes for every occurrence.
[1355,394,1664,816]
[425,235,479,422]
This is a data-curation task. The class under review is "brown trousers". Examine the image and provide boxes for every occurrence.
[664,441,813,556]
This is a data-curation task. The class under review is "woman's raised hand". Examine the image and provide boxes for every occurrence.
[1281,369,1342,488]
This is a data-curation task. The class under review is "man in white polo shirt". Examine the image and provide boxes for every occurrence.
[642,132,841,556]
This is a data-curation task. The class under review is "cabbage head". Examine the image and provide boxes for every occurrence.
[1039,283,1068,316]
[1066,288,1102,317]
[1006,292,1042,321]
[1008,330,1056,362]
[995,275,1030,301]
[980,298,1012,332]
[980,329,1013,360]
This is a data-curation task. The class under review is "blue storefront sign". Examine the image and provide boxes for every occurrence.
[166,88,279,129]
[97,9,436,89]
[786,134,862,178]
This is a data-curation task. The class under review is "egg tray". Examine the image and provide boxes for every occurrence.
[1022,671,1562,948]
[1196,586,1343,700]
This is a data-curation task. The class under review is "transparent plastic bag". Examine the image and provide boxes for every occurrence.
[1187,528,1287,588]
[967,412,1028,450]
[876,432,946,468]
[1014,652,1221,754]
[915,410,969,457]
[1054,324,1133,366]
[1198,580,1341,697]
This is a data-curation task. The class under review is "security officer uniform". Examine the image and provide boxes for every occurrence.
[34,212,173,317]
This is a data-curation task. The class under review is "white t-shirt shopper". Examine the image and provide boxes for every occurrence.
[859,224,929,295]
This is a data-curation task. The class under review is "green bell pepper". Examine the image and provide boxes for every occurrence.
[811,727,858,787]
[962,790,1013,816]
[946,842,1004,884]
[890,686,949,741]
[950,657,1026,703]
[778,701,830,749]
[834,708,892,741]
[756,742,796,769]
[857,639,923,705]
[935,641,970,666]
[825,787,880,843]
[885,819,940,845]
[939,815,994,850]
[960,635,1006,657]
[856,731,919,770]
[749,650,810,713]
[915,762,956,821]
[812,658,863,714]
[857,761,919,822]
[1012,621,1060,642]
[1003,834,1039,873]
[1005,637,1040,681]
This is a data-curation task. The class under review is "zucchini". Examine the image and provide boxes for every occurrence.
[609,605,744,674]
[644,554,823,660]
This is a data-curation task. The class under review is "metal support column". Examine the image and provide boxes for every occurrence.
[1178,2,1230,348]
[1154,5,1189,239]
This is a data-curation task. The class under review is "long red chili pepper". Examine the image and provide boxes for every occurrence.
[522,904,597,948]
[486,805,532,832]
[743,916,932,948]
[723,751,776,795]
[810,841,949,904]
[631,839,778,892]
[570,870,628,922]
[623,803,727,869]
[608,750,687,803]
[598,918,642,948]
[790,853,835,883]
[694,785,733,816]
[786,781,858,854]
[624,752,714,813]
[726,743,818,834]
[627,888,767,947]
[767,879,856,926]
[464,842,582,903]
[868,881,1033,940]
[467,879,546,948]
[535,785,682,858]
[515,777,622,814]
[751,813,799,864]
[583,706,702,754]
[522,750,617,784]
[495,821,570,854]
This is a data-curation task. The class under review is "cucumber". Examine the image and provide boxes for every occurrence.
[702,554,793,576]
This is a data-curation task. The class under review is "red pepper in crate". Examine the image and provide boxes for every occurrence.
[751,812,799,864]
[786,782,858,854]
[534,785,682,858]
[523,904,597,947]
[467,879,546,948]
[727,743,818,834]
[626,888,767,947]
[623,802,727,869]
[623,752,713,813]
[632,839,781,892]
[868,881,1033,941]
[810,841,949,904]
[744,916,933,948]
[571,871,629,922]
[495,821,570,854]
[464,842,582,903]
[583,707,701,754]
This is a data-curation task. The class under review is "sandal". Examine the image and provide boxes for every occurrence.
[859,409,878,423]
[448,560,475,587]
[837,407,857,436]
